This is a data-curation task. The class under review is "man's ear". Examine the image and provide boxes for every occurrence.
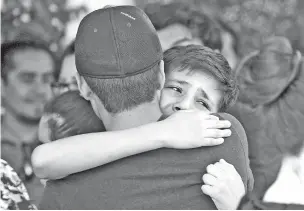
[75,73,92,100]
[158,60,165,90]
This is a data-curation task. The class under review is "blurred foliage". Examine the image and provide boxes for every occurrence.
[1,0,87,57]
[2,0,304,57]
[137,0,304,55]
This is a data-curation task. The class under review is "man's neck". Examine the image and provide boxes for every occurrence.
[105,101,162,131]
[2,110,39,144]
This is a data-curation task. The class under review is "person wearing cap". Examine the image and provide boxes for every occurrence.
[38,6,251,209]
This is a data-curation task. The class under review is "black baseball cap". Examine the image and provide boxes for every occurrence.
[75,5,163,79]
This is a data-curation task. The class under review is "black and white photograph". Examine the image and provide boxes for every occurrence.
[1,0,304,209]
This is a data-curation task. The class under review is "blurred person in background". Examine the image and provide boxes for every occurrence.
[1,40,57,205]
[227,36,304,208]
[216,18,241,72]
[263,142,304,205]
[239,139,304,209]
[51,40,78,96]
[144,1,239,70]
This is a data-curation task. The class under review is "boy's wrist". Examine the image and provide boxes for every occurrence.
[152,120,175,148]
[144,120,171,148]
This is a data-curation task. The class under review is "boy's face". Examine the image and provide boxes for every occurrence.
[160,68,222,116]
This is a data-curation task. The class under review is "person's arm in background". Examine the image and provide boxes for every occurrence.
[32,111,231,180]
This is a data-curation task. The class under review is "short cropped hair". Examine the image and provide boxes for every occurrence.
[1,41,57,82]
[82,64,161,114]
[44,91,105,141]
[164,45,239,111]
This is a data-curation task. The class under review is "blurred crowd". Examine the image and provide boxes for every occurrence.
[1,0,304,210]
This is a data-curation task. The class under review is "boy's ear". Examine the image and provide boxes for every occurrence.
[75,73,92,100]
[158,60,165,90]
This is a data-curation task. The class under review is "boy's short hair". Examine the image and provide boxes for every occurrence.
[83,64,161,114]
[164,45,239,111]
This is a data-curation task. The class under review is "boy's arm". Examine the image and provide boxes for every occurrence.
[32,111,231,180]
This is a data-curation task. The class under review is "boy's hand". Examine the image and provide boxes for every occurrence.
[201,159,245,210]
[162,110,231,149]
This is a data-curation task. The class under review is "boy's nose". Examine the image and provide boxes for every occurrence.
[173,98,193,111]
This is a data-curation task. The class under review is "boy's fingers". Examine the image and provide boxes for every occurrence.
[203,138,224,146]
[201,185,218,198]
[202,174,217,186]
[206,164,223,178]
[205,114,220,120]
[204,120,231,129]
[219,159,227,164]
[203,129,231,138]
[218,159,235,171]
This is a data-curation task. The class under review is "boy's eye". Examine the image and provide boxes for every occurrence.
[169,86,182,93]
[197,100,210,110]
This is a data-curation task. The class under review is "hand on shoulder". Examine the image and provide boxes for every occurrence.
[161,110,231,149]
